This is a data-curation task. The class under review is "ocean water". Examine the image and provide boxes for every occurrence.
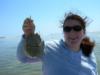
[0,32,100,75]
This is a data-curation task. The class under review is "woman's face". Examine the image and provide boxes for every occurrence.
[63,19,85,47]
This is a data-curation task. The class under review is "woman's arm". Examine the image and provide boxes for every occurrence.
[89,52,98,75]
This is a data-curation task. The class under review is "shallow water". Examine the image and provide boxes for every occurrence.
[0,32,100,75]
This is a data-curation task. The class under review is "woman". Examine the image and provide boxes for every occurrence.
[17,12,98,75]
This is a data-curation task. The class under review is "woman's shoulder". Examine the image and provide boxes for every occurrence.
[45,39,62,48]
[43,39,63,53]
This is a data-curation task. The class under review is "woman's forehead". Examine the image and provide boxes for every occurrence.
[64,19,81,26]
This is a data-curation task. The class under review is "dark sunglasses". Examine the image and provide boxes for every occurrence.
[63,25,83,32]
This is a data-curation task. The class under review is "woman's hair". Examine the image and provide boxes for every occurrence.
[63,12,95,57]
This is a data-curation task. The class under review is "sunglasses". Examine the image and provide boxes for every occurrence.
[63,25,83,32]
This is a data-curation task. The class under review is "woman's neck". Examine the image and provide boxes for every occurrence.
[69,45,80,52]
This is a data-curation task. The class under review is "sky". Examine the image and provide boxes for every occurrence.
[0,0,100,37]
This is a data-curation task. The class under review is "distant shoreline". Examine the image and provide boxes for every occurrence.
[0,36,6,39]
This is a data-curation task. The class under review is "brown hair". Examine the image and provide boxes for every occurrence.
[63,12,95,57]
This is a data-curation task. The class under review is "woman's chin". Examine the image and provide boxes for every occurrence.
[69,40,80,46]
